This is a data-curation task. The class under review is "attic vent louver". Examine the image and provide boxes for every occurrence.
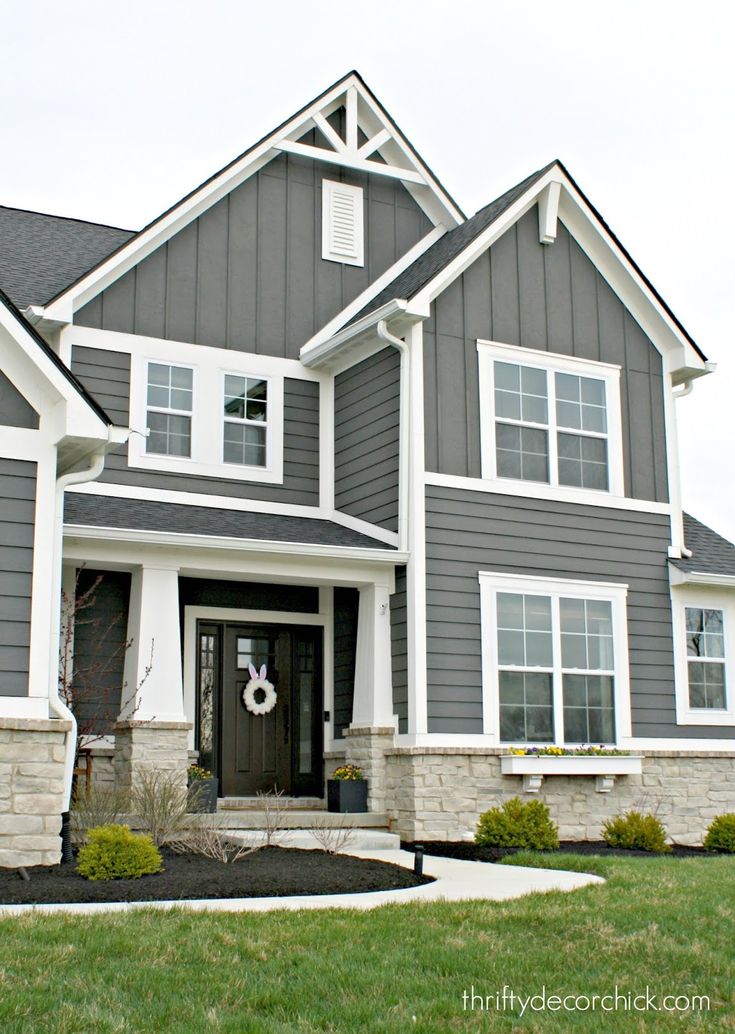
[322,179,364,266]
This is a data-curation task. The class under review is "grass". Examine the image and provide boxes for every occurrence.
[0,857,732,1032]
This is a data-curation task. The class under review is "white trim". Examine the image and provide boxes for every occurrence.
[406,322,428,735]
[39,73,462,323]
[391,732,735,751]
[0,697,51,719]
[330,510,399,548]
[28,444,61,701]
[424,470,671,515]
[537,180,562,244]
[477,338,624,499]
[670,568,735,588]
[671,583,735,727]
[63,521,406,565]
[479,571,631,747]
[321,179,364,266]
[319,376,335,511]
[183,603,332,752]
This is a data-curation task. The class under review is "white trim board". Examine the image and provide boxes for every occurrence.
[392,733,735,752]
[670,583,735,728]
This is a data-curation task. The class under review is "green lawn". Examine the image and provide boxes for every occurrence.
[0,856,732,1032]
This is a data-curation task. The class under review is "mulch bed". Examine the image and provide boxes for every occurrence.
[0,847,432,905]
[402,840,717,861]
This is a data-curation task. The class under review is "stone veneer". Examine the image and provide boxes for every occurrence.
[0,716,71,867]
[113,720,191,791]
[343,726,396,812]
[384,748,735,845]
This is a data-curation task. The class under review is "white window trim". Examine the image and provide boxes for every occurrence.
[477,339,624,504]
[672,585,735,726]
[321,179,364,267]
[479,571,632,746]
[129,352,284,484]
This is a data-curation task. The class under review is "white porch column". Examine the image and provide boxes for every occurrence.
[351,583,395,728]
[121,564,185,722]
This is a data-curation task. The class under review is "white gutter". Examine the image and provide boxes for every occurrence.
[377,319,410,552]
[300,299,408,368]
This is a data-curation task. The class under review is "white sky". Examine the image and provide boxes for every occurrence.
[3,0,734,540]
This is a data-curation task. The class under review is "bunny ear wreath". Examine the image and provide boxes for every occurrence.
[242,673,277,716]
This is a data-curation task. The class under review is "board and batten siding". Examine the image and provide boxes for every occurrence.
[424,207,669,504]
[424,484,727,740]
[76,152,433,361]
[72,569,131,733]
[391,565,408,732]
[333,587,359,739]
[334,347,400,532]
[70,345,320,506]
[0,372,38,429]
[0,458,35,695]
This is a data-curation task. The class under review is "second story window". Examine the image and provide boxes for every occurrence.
[478,340,624,499]
[146,362,193,457]
[223,375,268,468]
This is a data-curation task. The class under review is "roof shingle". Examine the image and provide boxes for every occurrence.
[672,513,735,577]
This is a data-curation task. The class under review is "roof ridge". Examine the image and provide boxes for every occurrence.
[0,204,134,234]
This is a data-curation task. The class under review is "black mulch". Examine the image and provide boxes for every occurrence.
[402,840,719,862]
[0,847,432,904]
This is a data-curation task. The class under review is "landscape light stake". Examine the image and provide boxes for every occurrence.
[413,846,424,877]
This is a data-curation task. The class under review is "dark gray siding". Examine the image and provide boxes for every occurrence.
[70,345,320,506]
[424,208,669,504]
[334,347,400,532]
[76,153,433,359]
[71,569,131,734]
[333,587,358,738]
[0,372,38,429]
[425,484,729,740]
[0,459,35,695]
[391,566,408,732]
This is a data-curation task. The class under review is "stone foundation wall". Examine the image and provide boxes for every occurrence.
[385,748,735,845]
[344,727,395,812]
[0,717,71,867]
[113,720,191,792]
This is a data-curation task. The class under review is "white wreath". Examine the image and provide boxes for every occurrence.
[242,664,277,716]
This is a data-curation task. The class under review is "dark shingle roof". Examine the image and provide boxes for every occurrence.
[672,513,735,577]
[349,162,557,326]
[0,287,111,425]
[64,494,396,551]
[0,206,134,308]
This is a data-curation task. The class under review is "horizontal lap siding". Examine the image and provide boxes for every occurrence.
[334,347,400,532]
[0,459,35,695]
[76,153,433,361]
[424,207,669,504]
[424,484,704,738]
[71,346,320,506]
[333,587,359,738]
[391,566,408,732]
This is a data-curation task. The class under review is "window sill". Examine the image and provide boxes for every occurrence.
[676,710,735,727]
[500,753,643,793]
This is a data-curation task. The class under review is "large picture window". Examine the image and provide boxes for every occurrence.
[478,340,624,500]
[480,572,630,745]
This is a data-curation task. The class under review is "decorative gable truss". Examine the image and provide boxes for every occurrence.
[33,72,463,329]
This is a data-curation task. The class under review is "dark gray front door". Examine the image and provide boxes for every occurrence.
[220,623,323,796]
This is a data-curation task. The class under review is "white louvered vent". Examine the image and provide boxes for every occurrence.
[322,179,364,266]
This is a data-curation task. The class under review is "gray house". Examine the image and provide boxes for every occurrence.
[1,71,733,865]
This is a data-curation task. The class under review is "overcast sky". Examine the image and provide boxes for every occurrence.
[3,0,734,540]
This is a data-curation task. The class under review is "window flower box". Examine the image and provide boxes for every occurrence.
[500,753,643,793]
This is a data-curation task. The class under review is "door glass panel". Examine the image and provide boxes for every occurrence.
[296,638,315,775]
[236,637,274,672]
[198,631,216,772]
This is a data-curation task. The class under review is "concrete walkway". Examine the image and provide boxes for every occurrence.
[0,850,603,916]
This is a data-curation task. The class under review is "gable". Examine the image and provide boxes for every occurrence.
[0,369,38,429]
[75,151,433,359]
[423,206,669,504]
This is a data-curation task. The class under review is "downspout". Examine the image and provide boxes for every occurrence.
[50,450,107,819]
[377,320,409,552]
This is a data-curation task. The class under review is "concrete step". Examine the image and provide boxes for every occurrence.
[218,796,324,812]
[227,828,401,851]
[184,809,390,830]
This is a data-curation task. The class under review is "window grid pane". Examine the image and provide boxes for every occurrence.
[686,608,727,709]
[223,376,268,467]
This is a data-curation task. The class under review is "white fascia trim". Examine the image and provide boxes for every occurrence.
[41,75,461,323]
[669,568,735,588]
[424,470,671,515]
[301,225,445,354]
[479,571,632,746]
[410,165,706,378]
[331,510,399,548]
[392,733,735,752]
[63,522,407,565]
[670,583,735,727]
[477,338,625,499]
[300,299,408,368]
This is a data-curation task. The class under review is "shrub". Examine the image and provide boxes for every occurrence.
[475,797,559,850]
[703,813,735,853]
[601,811,671,853]
[77,824,163,881]
[130,769,189,847]
[71,783,130,843]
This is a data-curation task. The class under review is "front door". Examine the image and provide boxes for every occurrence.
[219,623,323,797]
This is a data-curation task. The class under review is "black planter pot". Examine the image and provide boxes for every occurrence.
[327,779,368,814]
[187,777,219,813]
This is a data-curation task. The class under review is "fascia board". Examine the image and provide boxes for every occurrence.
[669,567,735,588]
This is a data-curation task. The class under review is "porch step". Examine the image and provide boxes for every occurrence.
[217,797,325,812]
[227,828,400,851]
[184,810,390,830]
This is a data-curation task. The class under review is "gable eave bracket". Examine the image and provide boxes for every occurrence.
[538,180,562,244]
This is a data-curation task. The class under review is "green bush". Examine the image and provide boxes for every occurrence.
[77,824,163,881]
[703,813,735,853]
[475,797,559,850]
[601,811,670,853]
